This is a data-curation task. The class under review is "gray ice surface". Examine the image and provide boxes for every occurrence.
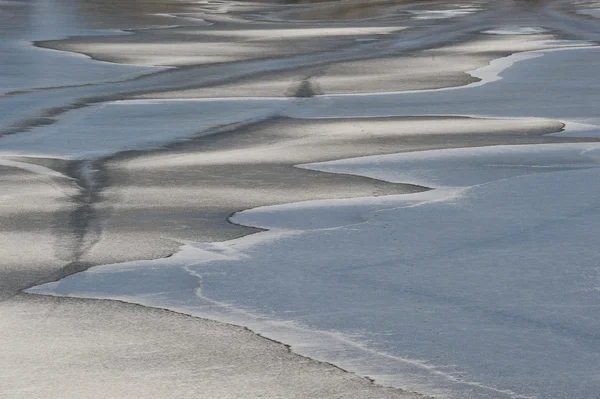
[0,0,161,95]
[4,0,600,398]
[30,40,600,399]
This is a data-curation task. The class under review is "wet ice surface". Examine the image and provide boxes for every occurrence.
[3,44,599,159]
[5,0,600,397]
[31,142,600,399]
[0,99,286,158]
[0,0,161,94]
[29,43,600,398]
[292,45,600,124]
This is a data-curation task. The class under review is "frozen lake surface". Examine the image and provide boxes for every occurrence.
[31,141,600,399]
[0,0,160,94]
[29,44,600,398]
[4,0,600,398]
[3,44,599,159]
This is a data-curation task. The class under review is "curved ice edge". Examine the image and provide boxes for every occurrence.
[0,33,165,96]
[0,158,73,180]
[25,141,600,398]
[31,38,174,70]
[320,41,596,98]
[26,261,534,399]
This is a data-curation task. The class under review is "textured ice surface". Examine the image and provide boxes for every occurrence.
[406,8,480,20]
[482,27,547,35]
[0,99,287,159]
[15,8,600,399]
[290,45,600,125]
[30,142,600,399]
[4,43,599,159]
[0,0,160,94]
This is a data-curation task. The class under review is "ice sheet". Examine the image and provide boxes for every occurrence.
[29,142,600,399]
[0,99,288,159]
[0,0,161,94]
[5,42,597,160]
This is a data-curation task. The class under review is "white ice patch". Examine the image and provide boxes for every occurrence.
[407,8,479,20]
[0,158,72,180]
[192,27,403,40]
[3,39,595,161]
[483,27,548,35]
[152,13,213,26]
